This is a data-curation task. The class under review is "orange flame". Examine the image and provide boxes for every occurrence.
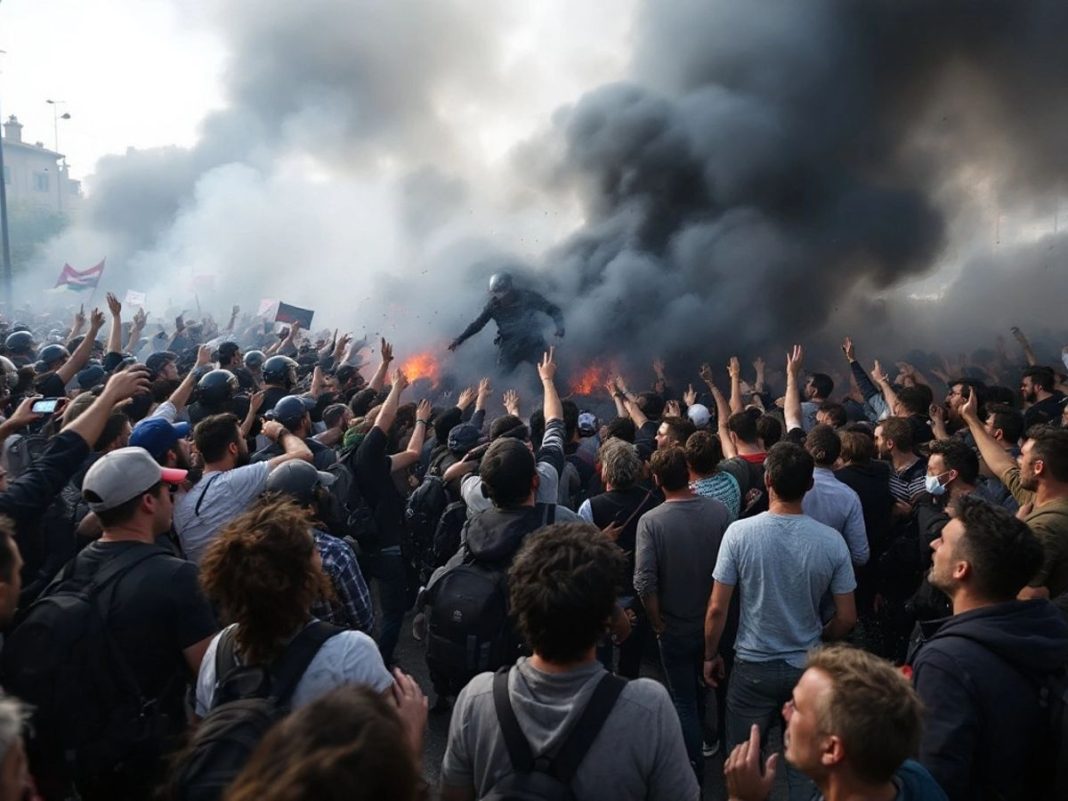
[570,361,614,396]
[400,350,442,386]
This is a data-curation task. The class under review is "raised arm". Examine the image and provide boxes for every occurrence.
[960,388,1017,480]
[539,346,563,423]
[702,362,736,458]
[125,307,147,353]
[374,369,409,436]
[728,357,745,414]
[57,308,105,385]
[871,360,899,416]
[784,345,804,433]
[105,293,124,355]
[64,366,152,448]
[167,345,213,412]
[369,338,394,395]
[448,304,493,352]
[390,399,432,473]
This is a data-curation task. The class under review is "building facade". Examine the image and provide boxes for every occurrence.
[1,115,81,216]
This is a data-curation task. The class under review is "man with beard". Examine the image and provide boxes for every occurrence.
[959,388,1068,599]
[907,496,1068,800]
[173,412,311,563]
[1020,366,1067,428]
[447,272,565,372]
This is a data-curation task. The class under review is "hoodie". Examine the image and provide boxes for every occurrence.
[441,657,698,801]
[907,599,1068,801]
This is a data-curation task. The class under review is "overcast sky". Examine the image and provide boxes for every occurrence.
[0,0,633,188]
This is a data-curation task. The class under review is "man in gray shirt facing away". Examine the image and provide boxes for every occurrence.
[634,445,729,781]
[704,441,857,801]
[441,523,697,801]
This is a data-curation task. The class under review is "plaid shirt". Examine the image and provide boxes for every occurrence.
[312,529,374,634]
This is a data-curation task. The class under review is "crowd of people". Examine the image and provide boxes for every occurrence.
[0,287,1062,801]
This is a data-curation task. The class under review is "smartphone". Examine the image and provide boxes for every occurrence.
[31,398,61,415]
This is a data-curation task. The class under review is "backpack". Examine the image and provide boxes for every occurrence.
[171,621,341,801]
[2,546,173,779]
[406,474,450,554]
[432,499,468,569]
[4,431,50,478]
[484,667,626,801]
[424,504,555,696]
[322,459,380,552]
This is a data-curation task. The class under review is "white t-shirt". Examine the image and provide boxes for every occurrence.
[173,463,271,564]
[194,623,393,716]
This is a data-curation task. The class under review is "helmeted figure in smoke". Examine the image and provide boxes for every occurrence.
[448,272,565,372]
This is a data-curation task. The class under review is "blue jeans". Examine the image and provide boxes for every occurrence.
[363,549,407,666]
[726,658,816,801]
[658,631,705,779]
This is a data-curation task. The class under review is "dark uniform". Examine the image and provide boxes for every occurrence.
[451,288,564,372]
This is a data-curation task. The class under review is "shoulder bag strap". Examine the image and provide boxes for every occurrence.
[492,666,535,773]
[194,472,224,517]
[269,620,343,704]
[616,489,653,533]
[549,673,627,783]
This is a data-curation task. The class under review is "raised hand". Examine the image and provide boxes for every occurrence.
[723,724,778,801]
[73,304,86,330]
[106,292,121,316]
[786,344,804,377]
[652,358,666,379]
[477,377,493,402]
[665,400,682,417]
[100,366,152,403]
[391,368,410,393]
[683,384,698,407]
[380,337,394,363]
[538,346,558,383]
[872,359,888,384]
[196,344,213,367]
[842,336,855,362]
[249,390,266,415]
[456,386,476,410]
[132,308,147,328]
[503,389,520,416]
[728,356,741,379]
[89,308,105,332]
[752,356,766,374]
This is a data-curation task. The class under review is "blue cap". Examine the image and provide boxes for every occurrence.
[129,417,191,461]
[269,395,316,426]
[447,423,482,455]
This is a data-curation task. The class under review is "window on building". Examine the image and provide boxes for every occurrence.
[33,172,50,192]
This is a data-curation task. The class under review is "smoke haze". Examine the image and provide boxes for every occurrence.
[21,0,1068,383]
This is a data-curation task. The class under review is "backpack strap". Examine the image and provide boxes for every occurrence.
[548,672,626,783]
[214,627,239,682]
[492,667,535,773]
[268,621,343,705]
[87,544,170,591]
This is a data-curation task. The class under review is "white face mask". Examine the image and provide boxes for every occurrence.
[925,472,950,496]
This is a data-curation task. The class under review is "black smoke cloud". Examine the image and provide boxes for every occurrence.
[529,0,1068,373]
[25,0,1068,386]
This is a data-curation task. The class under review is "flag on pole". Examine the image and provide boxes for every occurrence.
[275,302,315,329]
[54,259,105,290]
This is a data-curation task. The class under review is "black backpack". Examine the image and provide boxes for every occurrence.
[484,667,626,801]
[172,621,341,801]
[5,431,50,479]
[2,545,174,779]
[322,459,380,552]
[432,499,469,569]
[424,504,555,696]
[406,474,450,553]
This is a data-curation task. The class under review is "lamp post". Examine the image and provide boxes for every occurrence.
[45,99,70,214]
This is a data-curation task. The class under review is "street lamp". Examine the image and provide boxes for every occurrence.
[45,99,70,213]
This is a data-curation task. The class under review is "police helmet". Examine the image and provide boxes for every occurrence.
[4,331,35,354]
[488,272,514,294]
[196,369,239,405]
[262,355,298,388]
[243,350,266,371]
[35,344,70,371]
[264,460,336,507]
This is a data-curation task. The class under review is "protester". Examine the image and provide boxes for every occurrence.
[801,424,869,566]
[958,388,1068,598]
[173,412,312,564]
[704,441,857,801]
[723,645,947,801]
[194,496,394,718]
[908,495,1068,800]
[440,523,698,801]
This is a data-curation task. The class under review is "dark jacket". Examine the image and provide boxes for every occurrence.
[835,460,894,553]
[588,486,659,596]
[907,600,1068,801]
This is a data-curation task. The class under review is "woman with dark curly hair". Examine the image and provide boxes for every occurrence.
[193,496,397,716]
[224,684,428,801]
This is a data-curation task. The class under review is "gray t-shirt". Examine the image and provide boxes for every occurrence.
[713,512,856,668]
[441,658,699,801]
[194,622,392,716]
[174,463,271,564]
[633,496,729,640]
